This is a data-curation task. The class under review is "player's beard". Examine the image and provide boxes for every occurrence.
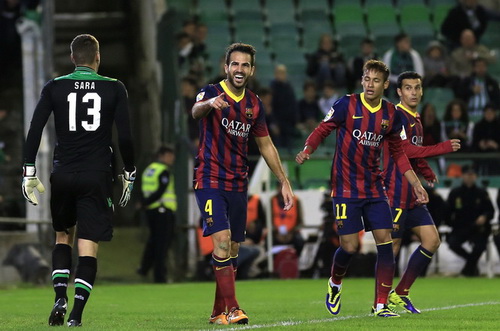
[227,72,247,91]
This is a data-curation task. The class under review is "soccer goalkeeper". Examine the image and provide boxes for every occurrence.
[22,34,135,327]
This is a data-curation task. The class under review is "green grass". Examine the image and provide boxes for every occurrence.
[1,278,500,330]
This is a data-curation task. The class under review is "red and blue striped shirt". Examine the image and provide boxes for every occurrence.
[305,93,412,199]
[383,103,454,209]
[193,81,269,192]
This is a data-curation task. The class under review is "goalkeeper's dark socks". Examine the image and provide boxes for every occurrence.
[69,256,97,322]
[212,254,239,312]
[52,244,72,302]
[395,245,433,296]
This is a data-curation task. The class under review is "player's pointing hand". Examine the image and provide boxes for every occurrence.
[209,93,229,110]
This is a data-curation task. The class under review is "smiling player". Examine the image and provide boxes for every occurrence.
[192,43,294,325]
[296,60,429,317]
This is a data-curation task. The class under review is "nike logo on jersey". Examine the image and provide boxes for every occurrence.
[352,115,363,119]
[410,123,416,127]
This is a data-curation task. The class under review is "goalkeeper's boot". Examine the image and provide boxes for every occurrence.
[67,320,82,327]
[48,298,67,326]
[227,308,248,324]
[388,290,421,314]
[325,278,342,315]
[209,313,228,325]
[373,304,400,318]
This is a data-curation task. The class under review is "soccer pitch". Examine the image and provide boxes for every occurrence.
[1,278,499,330]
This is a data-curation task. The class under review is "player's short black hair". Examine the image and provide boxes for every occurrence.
[70,34,99,65]
[225,43,256,67]
[461,164,476,175]
[397,71,422,89]
[157,145,174,156]
[363,59,390,81]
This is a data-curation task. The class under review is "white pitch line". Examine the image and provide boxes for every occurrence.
[199,301,500,331]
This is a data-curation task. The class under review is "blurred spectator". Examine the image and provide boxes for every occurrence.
[297,80,321,133]
[242,194,268,278]
[317,80,340,116]
[208,55,225,84]
[441,0,489,50]
[306,33,348,90]
[258,87,279,142]
[270,64,298,152]
[456,57,500,121]
[192,22,207,58]
[348,38,378,92]
[317,191,339,277]
[422,41,452,88]
[494,188,500,259]
[0,0,41,90]
[181,76,199,153]
[479,0,500,20]
[420,103,443,146]
[445,164,494,276]
[449,29,496,80]
[271,187,304,256]
[441,99,474,149]
[176,24,206,84]
[471,104,500,174]
[382,33,424,99]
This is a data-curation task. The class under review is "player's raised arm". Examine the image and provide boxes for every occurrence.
[192,92,229,120]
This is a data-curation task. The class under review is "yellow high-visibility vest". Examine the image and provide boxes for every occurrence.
[141,162,177,211]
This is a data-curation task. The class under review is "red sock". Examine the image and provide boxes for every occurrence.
[212,283,226,316]
[212,254,239,312]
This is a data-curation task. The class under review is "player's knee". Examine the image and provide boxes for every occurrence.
[340,242,359,254]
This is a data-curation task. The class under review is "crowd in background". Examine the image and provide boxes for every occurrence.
[177,0,500,178]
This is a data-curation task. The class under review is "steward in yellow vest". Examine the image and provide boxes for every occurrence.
[137,146,176,283]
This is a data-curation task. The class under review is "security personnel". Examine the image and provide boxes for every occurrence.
[271,191,304,256]
[445,165,494,276]
[138,146,176,283]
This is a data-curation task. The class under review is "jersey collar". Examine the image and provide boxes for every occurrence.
[397,103,418,118]
[360,93,382,113]
[220,80,245,102]
[75,66,96,73]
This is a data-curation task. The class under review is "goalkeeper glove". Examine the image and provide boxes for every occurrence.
[22,163,46,206]
[118,167,136,207]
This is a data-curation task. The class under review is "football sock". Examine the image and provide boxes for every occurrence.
[330,247,353,285]
[395,245,433,296]
[51,243,72,302]
[231,255,238,279]
[375,241,395,306]
[212,254,239,312]
[69,256,97,322]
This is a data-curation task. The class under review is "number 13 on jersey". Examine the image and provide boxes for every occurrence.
[68,92,101,131]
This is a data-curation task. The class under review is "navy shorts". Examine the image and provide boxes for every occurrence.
[331,197,393,235]
[194,188,247,242]
[391,205,435,239]
[50,171,114,242]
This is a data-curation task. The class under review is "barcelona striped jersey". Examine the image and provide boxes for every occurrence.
[305,93,412,199]
[383,103,453,209]
[193,80,269,192]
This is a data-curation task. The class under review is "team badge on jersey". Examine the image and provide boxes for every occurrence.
[400,126,407,140]
[323,107,335,122]
[206,217,214,227]
[196,91,205,102]
[245,108,253,119]
[381,119,389,130]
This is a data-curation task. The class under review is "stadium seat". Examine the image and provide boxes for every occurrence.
[230,0,263,22]
[399,4,435,53]
[298,0,330,12]
[332,3,368,58]
[263,0,297,24]
[168,0,196,14]
[365,5,401,46]
[234,20,267,50]
[429,1,455,31]
[196,0,229,23]
[422,87,454,119]
[300,9,333,52]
